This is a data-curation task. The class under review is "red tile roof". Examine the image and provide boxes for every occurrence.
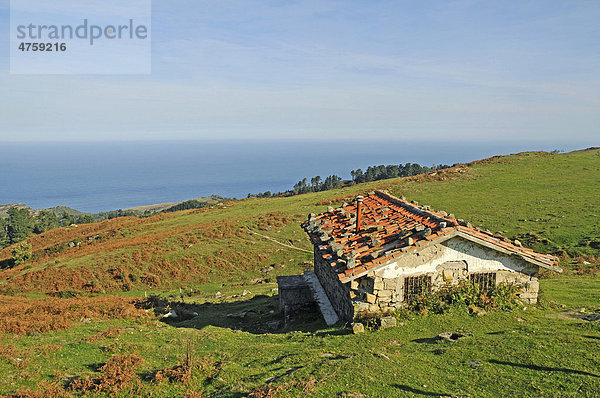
[302,190,561,283]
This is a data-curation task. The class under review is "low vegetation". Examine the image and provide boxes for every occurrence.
[0,295,146,335]
[407,281,521,316]
[0,197,229,253]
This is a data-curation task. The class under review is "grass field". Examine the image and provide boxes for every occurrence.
[0,149,599,397]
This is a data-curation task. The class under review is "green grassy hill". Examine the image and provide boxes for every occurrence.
[0,149,599,397]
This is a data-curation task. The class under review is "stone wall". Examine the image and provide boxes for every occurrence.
[313,246,354,321]
[313,236,543,319]
[276,275,315,313]
[497,270,539,304]
[350,275,402,315]
[345,238,543,316]
[349,268,540,315]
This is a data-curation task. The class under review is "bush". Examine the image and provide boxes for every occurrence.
[406,281,520,315]
[11,241,32,266]
[70,353,144,394]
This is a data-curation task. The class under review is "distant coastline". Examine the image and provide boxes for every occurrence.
[0,140,590,213]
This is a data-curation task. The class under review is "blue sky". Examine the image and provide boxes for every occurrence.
[1,0,599,143]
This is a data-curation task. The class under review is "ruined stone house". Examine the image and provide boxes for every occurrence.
[278,190,561,324]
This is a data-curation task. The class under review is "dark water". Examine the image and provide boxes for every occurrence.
[0,140,588,213]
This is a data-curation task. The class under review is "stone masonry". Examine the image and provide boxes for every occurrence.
[301,191,560,322]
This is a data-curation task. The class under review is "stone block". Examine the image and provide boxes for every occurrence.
[377,290,393,298]
[519,292,537,299]
[352,322,365,334]
[521,297,536,304]
[526,280,539,293]
[443,269,454,282]
[379,316,397,329]
[495,272,506,283]
[384,279,397,290]
[366,293,376,304]
[373,281,384,290]
[368,304,379,312]
[346,257,356,269]
[353,302,369,313]
[350,280,359,290]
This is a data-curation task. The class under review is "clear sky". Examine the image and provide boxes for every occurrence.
[1,0,599,143]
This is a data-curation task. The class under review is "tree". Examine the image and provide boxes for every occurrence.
[11,241,32,266]
[34,210,59,233]
[311,176,322,191]
[76,215,96,224]
[164,200,209,213]
[0,218,9,249]
[386,165,400,179]
[351,169,363,183]
[293,178,310,194]
[7,208,35,244]
[59,211,78,226]
[322,175,342,190]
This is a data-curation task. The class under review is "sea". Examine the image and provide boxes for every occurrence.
[0,139,589,213]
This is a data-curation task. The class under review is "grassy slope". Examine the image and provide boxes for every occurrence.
[386,149,600,257]
[0,149,599,397]
[2,149,599,296]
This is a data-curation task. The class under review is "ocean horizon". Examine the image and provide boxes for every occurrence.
[0,139,593,213]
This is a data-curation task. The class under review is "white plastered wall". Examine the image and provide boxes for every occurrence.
[375,236,536,279]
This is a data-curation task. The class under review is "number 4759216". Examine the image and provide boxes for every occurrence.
[18,42,66,51]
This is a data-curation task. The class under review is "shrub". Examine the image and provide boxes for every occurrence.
[70,353,143,394]
[405,281,520,315]
[11,241,32,266]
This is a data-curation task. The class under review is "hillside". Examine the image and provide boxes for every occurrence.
[0,203,31,218]
[45,206,90,218]
[0,196,228,221]
[0,149,599,397]
[1,149,598,295]
[123,195,227,214]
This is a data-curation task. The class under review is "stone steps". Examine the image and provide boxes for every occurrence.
[303,271,339,326]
